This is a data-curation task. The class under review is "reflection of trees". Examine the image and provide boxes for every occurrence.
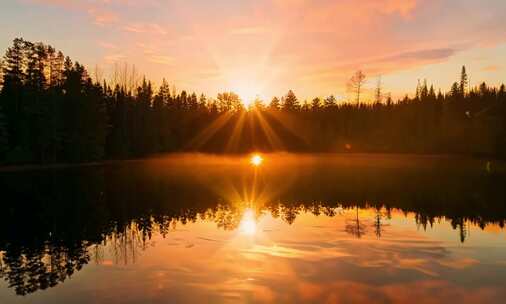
[0,243,89,296]
[372,207,390,239]
[451,218,470,243]
[345,206,367,238]
[203,205,243,231]
[103,222,153,266]
[0,199,501,296]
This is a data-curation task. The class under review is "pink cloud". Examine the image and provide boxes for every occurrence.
[482,65,501,72]
[123,23,168,36]
[88,8,119,26]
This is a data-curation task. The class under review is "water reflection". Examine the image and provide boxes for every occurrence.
[239,209,257,236]
[250,154,264,167]
[0,154,505,303]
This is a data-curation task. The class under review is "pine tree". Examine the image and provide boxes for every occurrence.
[415,79,421,100]
[450,82,460,98]
[283,90,299,111]
[324,95,337,108]
[2,38,25,90]
[25,42,47,91]
[429,85,436,100]
[311,97,321,111]
[460,66,468,96]
[135,78,154,156]
[269,97,280,110]
[188,92,198,110]
[1,38,28,155]
[421,79,429,100]
[374,76,383,104]
[198,93,207,110]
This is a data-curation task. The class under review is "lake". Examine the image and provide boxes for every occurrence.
[1,154,505,303]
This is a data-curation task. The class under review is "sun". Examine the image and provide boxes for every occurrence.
[250,154,263,166]
[234,85,264,108]
[224,72,266,108]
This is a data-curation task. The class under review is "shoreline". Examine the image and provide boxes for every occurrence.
[0,152,503,173]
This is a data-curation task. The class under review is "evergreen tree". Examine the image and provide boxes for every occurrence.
[1,38,26,150]
[324,95,337,108]
[282,90,299,111]
[269,97,280,110]
[450,82,460,98]
[460,66,468,96]
[374,76,383,104]
[311,97,321,111]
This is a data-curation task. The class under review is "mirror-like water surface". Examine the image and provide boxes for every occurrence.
[1,154,505,303]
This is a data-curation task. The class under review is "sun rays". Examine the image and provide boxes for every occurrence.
[187,106,290,153]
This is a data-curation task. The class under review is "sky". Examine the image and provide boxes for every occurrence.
[0,0,505,102]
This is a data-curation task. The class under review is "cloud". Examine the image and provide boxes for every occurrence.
[384,48,456,62]
[148,55,174,66]
[104,53,127,63]
[482,65,501,72]
[98,41,118,49]
[88,8,119,26]
[123,23,168,36]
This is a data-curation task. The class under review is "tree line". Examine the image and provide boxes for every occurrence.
[1,38,505,163]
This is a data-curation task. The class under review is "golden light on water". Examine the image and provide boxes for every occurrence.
[250,154,263,166]
[239,208,257,236]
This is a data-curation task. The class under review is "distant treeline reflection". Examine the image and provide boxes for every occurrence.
[1,38,506,164]
[1,158,505,295]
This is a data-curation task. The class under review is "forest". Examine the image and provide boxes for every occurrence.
[0,38,505,164]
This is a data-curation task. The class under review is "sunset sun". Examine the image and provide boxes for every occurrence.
[250,154,264,167]
[229,81,264,108]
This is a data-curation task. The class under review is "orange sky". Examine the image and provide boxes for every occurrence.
[1,0,506,101]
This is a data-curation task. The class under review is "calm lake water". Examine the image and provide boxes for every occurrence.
[1,154,505,303]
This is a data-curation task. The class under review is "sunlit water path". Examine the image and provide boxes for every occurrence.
[1,154,505,303]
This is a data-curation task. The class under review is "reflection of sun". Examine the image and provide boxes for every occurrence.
[250,154,263,167]
[239,208,257,236]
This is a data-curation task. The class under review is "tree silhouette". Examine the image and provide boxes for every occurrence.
[460,65,469,96]
[347,70,366,104]
[269,96,280,110]
[0,105,8,156]
[345,206,367,238]
[0,38,505,163]
[282,90,299,111]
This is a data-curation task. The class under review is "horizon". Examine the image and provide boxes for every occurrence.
[1,0,506,101]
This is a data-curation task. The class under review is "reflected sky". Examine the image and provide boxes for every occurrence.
[1,154,505,303]
[2,206,504,304]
